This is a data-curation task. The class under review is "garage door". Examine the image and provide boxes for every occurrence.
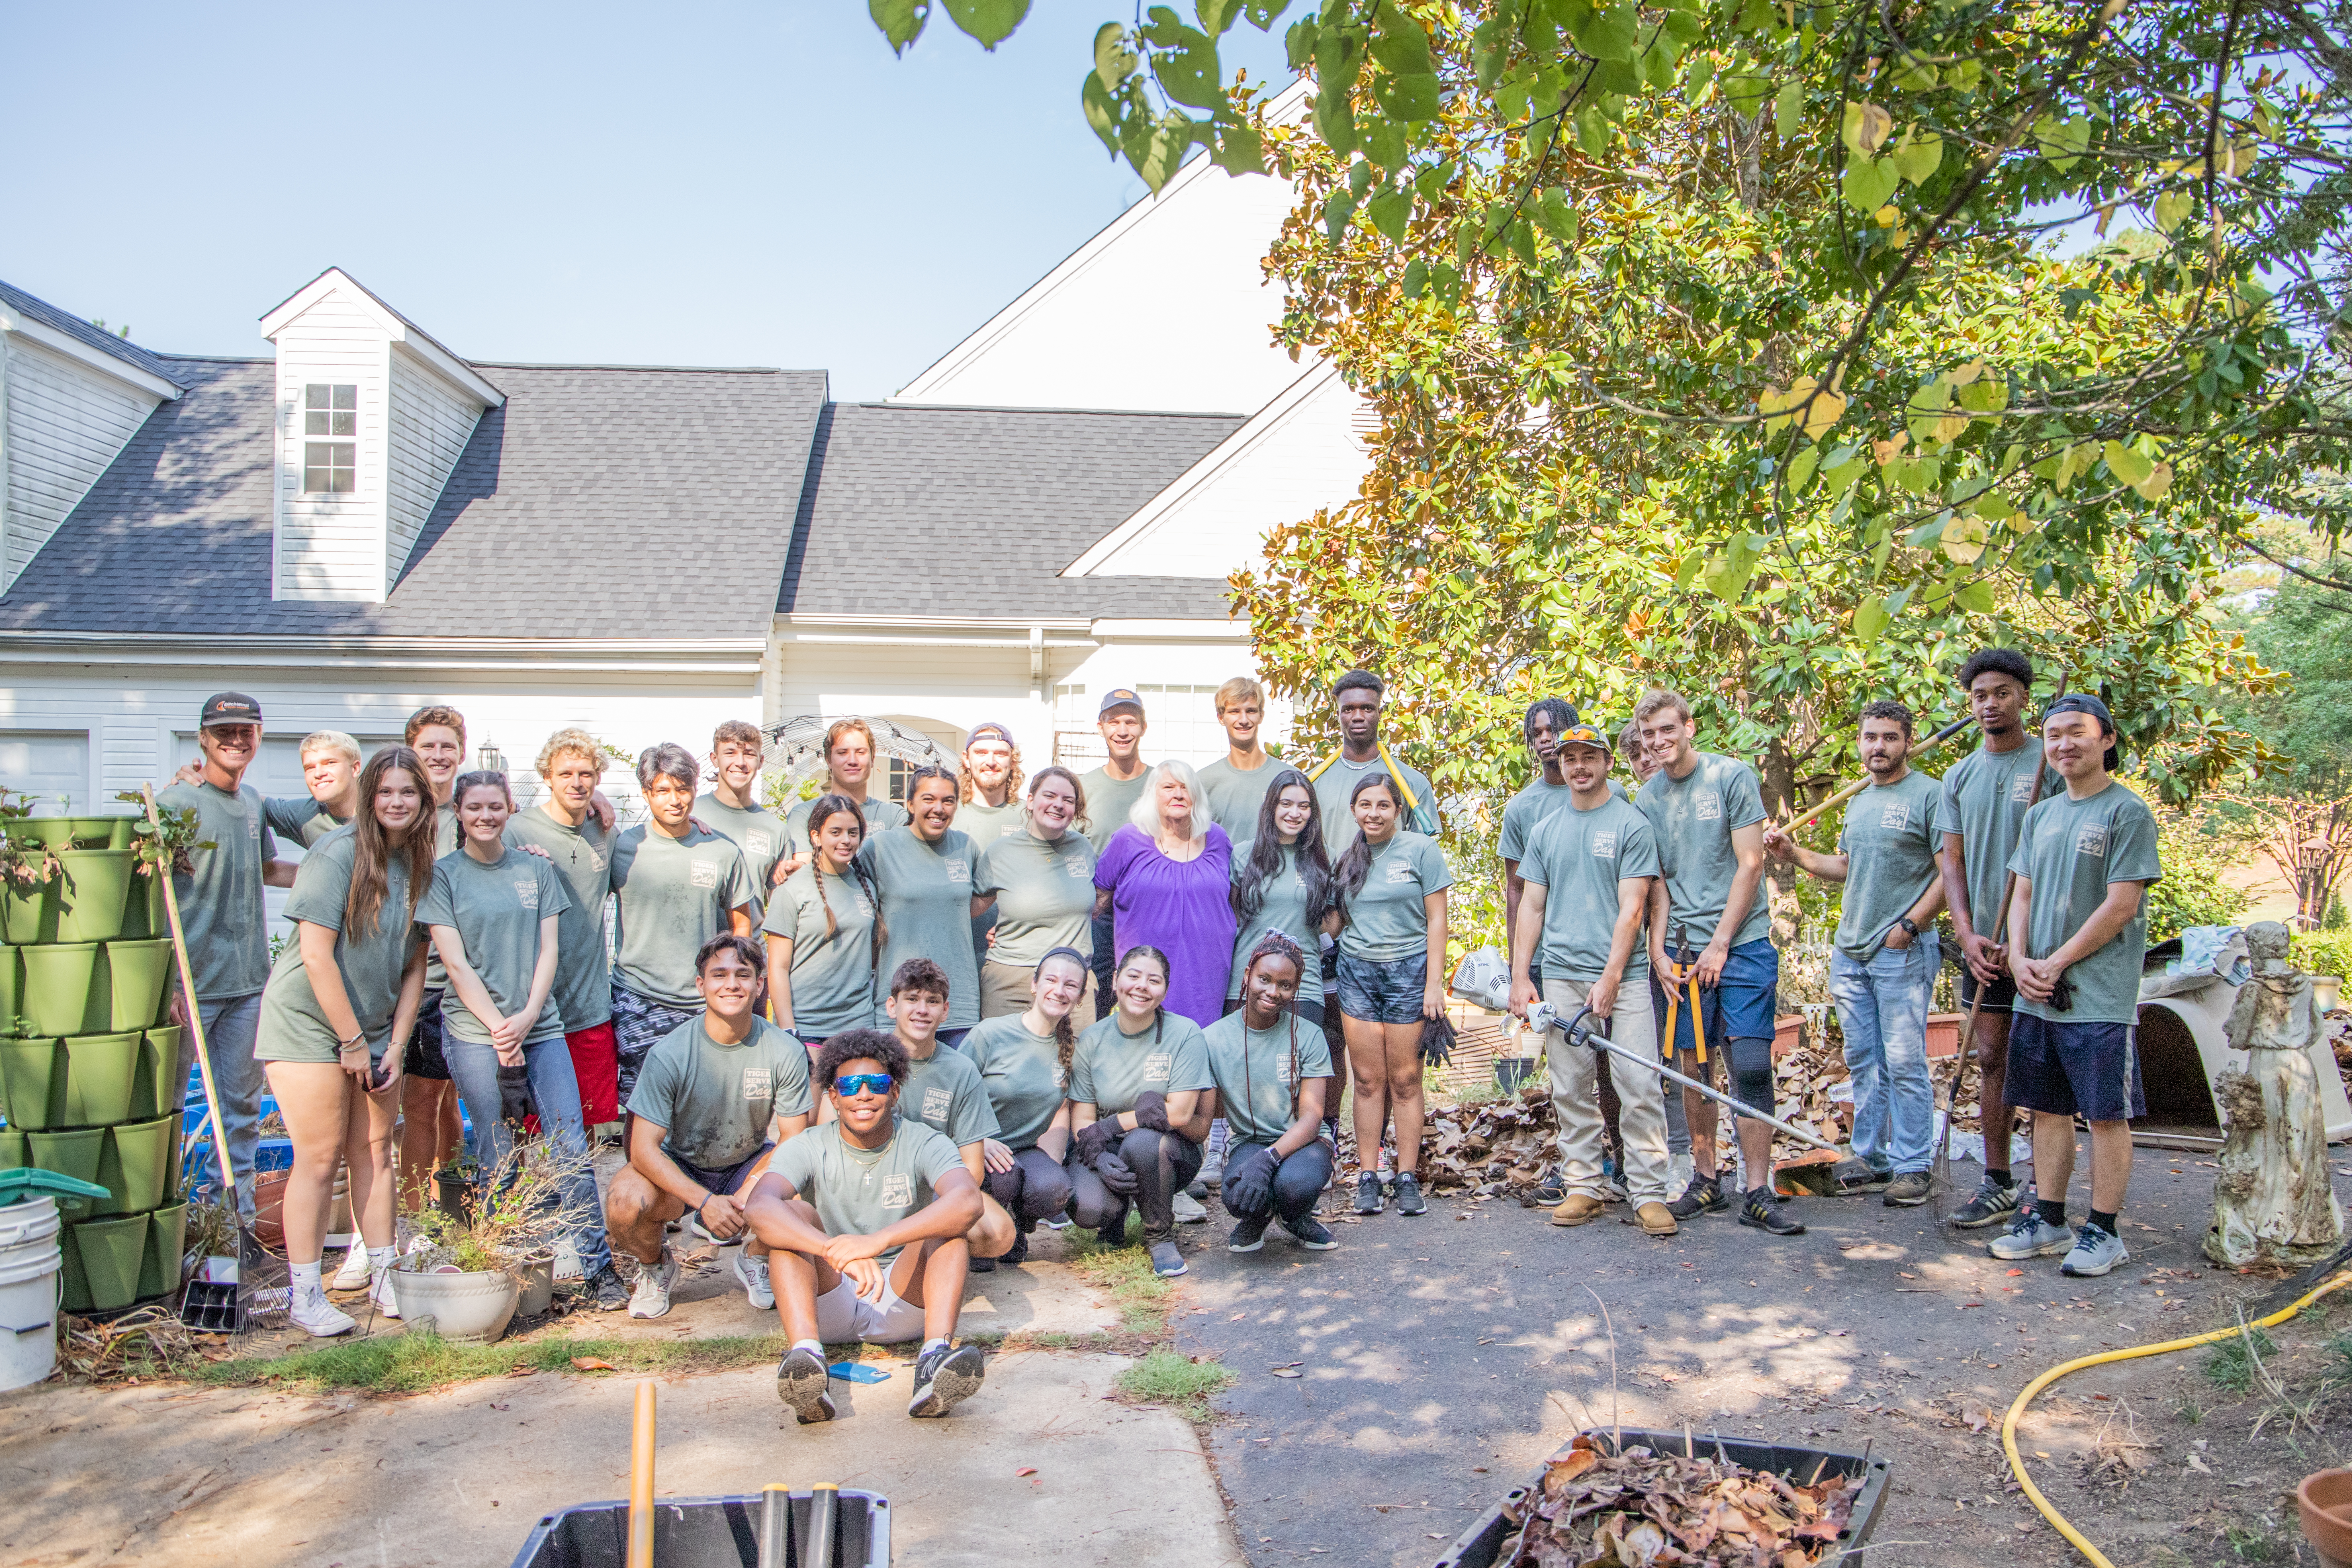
[0,732,91,811]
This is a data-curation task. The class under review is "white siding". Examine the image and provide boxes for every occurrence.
[272,295,389,602]
[385,355,482,582]
[1,339,162,589]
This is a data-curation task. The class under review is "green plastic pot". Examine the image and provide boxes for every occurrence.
[135,1026,181,1119]
[54,849,134,944]
[0,1037,62,1129]
[140,1200,188,1299]
[117,873,161,942]
[103,938,174,1032]
[29,1126,105,1213]
[10,818,76,850]
[1,876,57,947]
[61,1032,143,1127]
[70,817,132,850]
[20,943,101,1036]
[70,1213,149,1311]
[96,1112,177,1216]
[0,1127,25,1169]
[0,944,18,1033]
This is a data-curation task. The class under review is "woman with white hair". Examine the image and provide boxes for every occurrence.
[1090,760,1238,1028]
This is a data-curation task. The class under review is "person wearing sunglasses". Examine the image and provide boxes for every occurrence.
[748,1029,990,1423]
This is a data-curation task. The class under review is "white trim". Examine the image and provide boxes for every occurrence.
[782,612,1096,633]
[0,633,762,675]
[1088,617,1250,640]
[0,307,182,401]
[261,268,504,407]
[787,633,1100,650]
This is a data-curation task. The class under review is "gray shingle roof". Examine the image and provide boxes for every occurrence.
[0,278,186,390]
[0,358,827,641]
[780,402,1246,622]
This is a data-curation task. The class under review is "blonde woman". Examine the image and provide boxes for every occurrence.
[1090,760,1238,1028]
[973,766,1097,1019]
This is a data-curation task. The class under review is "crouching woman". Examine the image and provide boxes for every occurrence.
[747,1028,990,1424]
[1068,945,1215,1277]
[1204,935,1340,1254]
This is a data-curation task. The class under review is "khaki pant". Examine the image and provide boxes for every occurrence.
[1543,975,1673,1204]
[981,960,1097,1020]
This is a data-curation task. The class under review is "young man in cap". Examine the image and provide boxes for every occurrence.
[698,720,789,896]
[1080,690,1152,1016]
[1632,689,1802,1236]
[1989,694,2160,1278]
[954,723,1027,846]
[157,692,286,1214]
[1936,648,2055,1227]
[1194,677,1280,838]
[1765,700,1947,1208]
[1509,720,1677,1236]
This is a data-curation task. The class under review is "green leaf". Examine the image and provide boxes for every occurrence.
[1892,55,1938,92]
[1507,217,1538,268]
[1571,2,1641,63]
[1956,579,1997,614]
[1240,0,1288,28]
[2102,440,2154,487]
[1365,190,1411,243]
[1841,157,1900,212]
[870,0,928,54]
[1890,131,1943,186]
[1472,16,1512,87]
[1196,0,1242,34]
[1376,72,1441,122]
[1945,58,1982,94]
[939,0,1028,50]
[1854,595,1891,643]
[1313,86,1358,156]
[1082,73,1123,153]
[1314,14,1369,94]
[1285,13,1317,69]
[1786,443,1822,494]
[1150,21,1225,108]
[1094,22,1138,87]
[1534,187,1579,245]
[1402,258,1428,298]
[1324,188,1358,244]
[2032,114,2091,173]
[1362,115,1407,173]
[1721,70,1773,119]
[1208,119,1264,174]
[1574,104,1611,157]
[1370,10,1434,77]
[1773,80,1802,141]
[1134,114,1197,192]
[1956,376,2008,415]
[2152,189,2193,233]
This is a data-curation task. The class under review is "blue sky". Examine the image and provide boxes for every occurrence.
[5,2,1295,400]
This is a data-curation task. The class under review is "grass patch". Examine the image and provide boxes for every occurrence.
[2203,1326,2280,1395]
[198,1330,791,1394]
[1116,1348,1235,1421]
[1060,1213,1177,1334]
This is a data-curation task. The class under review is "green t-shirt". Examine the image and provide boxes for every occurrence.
[264,795,348,848]
[255,826,421,1061]
[1313,752,1438,857]
[1338,831,1453,962]
[767,1119,966,1265]
[608,824,756,1006]
[784,794,910,852]
[1521,796,1659,982]
[624,1015,813,1169]
[416,848,574,1045]
[955,797,1026,846]
[899,1043,999,1147]
[1202,1010,1333,1146]
[156,779,278,1001]
[695,794,787,900]
[1079,764,1152,852]
[976,830,1098,967]
[1070,1011,1214,1115]
[858,826,984,1028]
[1634,752,1771,953]
[761,863,880,1037]
[1226,838,1327,1006]
[2006,781,2164,1025]
[963,1014,1069,1150]
[1939,740,2061,937]
[1499,777,1573,865]
[502,805,616,1032]
[419,802,462,991]
[1832,770,1945,962]
[1193,756,1280,840]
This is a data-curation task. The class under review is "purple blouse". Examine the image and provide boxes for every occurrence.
[1094,823,1239,1027]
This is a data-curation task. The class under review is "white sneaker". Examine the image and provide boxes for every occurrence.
[1172,1192,1210,1225]
[629,1249,679,1319]
[370,1266,402,1319]
[734,1252,774,1309]
[1667,1153,1695,1195]
[290,1281,357,1338]
[329,1247,370,1291]
[552,1236,583,1282]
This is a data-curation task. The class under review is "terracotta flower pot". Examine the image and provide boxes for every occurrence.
[252,1169,292,1251]
[1925,1012,1966,1059]
[2301,1468,2352,1568]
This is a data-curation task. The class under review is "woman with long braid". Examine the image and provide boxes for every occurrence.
[1202,934,1339,1255]
[763,793,885,1045]
[962,948,1083,1237]
[1068,945,1214,1276]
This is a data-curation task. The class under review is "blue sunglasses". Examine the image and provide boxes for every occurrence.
[832,1072,894,1098]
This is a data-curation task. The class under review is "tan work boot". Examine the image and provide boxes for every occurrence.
[1549,1193,1606,1227]
[1636,1201,1679,1237]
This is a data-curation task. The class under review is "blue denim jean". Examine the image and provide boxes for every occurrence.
[1828,935,1938,1175]
[183,994,264,1216]
[445,1036,613,1278]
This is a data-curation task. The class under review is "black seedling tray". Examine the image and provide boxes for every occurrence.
[509,1490,890,1568]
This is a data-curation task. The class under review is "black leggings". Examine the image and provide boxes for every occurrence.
[984,1145,1074,1229]
[1071,1127,1202,1240]
[1221,1138,1334,1226]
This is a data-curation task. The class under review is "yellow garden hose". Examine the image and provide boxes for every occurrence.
[2004,1267,2352,1565]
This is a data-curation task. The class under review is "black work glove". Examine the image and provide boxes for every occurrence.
[1131,1090,1173,1134]
[1096,1151,1138,1195]
[1073,1118,1119,1165]
[1419,1013,1457,1067]
[1222,1148,1276,1214]
[497,1063,537,1124]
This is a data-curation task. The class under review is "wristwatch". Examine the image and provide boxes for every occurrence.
[1896,917,1919,937]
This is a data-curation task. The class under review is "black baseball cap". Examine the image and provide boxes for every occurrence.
[2043,693,2121,770]
[965,722,1015,748]
[1097,689,1144,718]
[199,692,262,729]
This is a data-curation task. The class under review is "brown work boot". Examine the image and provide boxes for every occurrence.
[1636,1201,1679,1237]
[1549,1193,1606,1227]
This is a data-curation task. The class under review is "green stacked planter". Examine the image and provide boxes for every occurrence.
[0,820,186,1312]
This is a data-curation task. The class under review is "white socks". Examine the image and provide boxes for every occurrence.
[794,1339,823,1359]
[290,1261,322,1292]
[367,1245,395,1276]
[922,1337,949,1357]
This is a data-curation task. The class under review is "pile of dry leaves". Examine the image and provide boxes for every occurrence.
[1421,1086,1556,1196]
[1495,1433,1865,1568]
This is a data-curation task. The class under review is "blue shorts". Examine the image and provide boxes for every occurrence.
[1336,951,1428,1025]
[1650,938,1779,1054]
[2008,1016,2145,1122]
[669,1141,777,1200]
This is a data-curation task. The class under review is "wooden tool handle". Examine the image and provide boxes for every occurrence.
[1780,713,1978,836]
[144,784,234,1196]
[628,1381,656,1568]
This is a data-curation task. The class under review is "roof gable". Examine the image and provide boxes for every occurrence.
[261,267,504,407]
[0,278,184,398]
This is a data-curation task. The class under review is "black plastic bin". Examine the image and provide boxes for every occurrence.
[508,1490,890,1568]
[1433,1427,1891,1568]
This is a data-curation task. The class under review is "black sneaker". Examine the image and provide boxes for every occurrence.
[1948,1175,2023,1230]
[1667,1173,1729,1220]
[908,1342,986,1418]
[775,1346,836,1424]
[1832,1158,1893,1194]
[1393,1172,1428,1216]
[1002,1230,1029,1267]
[1280,1214,1339,1250]
[1883,1171,1933,1208]
[583,1263,631,1312]
[1147,1237,1187,1277]
[1185,1179,1210,1201]
[1739,1188,1806,1236]
[1228,1215,1270,1252]
[1352,1172,1386,1215]
[1533,1165,1567,1206]
[1096,1221,1131,1249]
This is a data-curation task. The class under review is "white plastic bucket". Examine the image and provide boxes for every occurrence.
[0,1197,64,1391]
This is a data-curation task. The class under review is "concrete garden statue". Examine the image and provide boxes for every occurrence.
[2207,921,2345,1268]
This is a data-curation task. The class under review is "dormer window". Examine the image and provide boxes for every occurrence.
[302,383,357,493]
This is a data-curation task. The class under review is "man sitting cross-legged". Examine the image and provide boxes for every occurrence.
[747,1028,990,1423]
[606,934,812,1319]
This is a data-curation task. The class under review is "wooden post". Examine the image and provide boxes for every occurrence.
[628,1380,657,1568]
[143,783,234,1197]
